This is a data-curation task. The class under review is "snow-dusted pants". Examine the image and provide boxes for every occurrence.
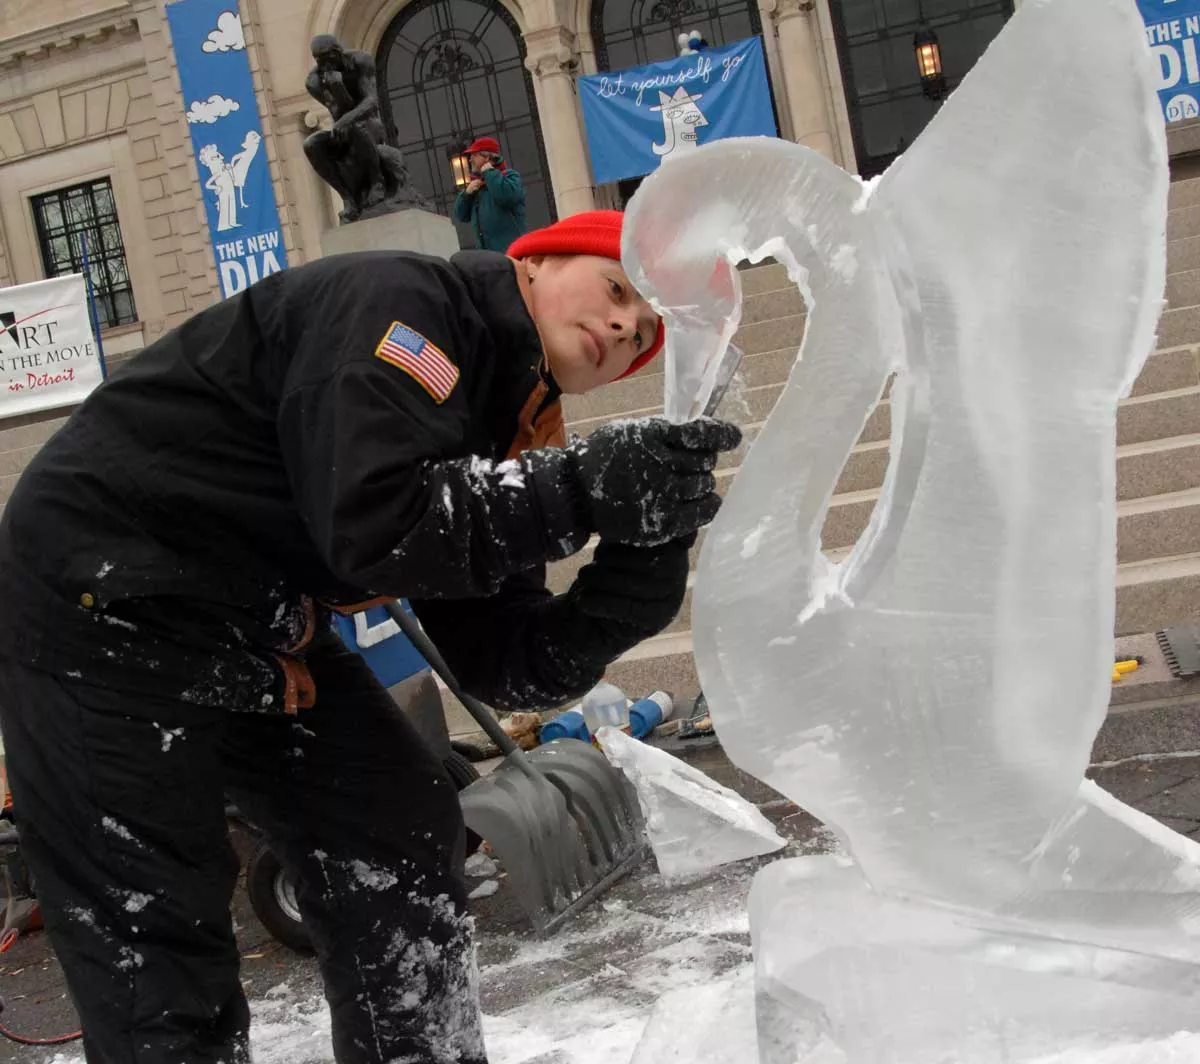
[0,636,486,1064]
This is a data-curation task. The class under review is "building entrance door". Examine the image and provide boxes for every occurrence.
[376,0,555,246]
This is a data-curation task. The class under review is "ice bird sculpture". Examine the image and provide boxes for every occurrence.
[622,0,1200,1059]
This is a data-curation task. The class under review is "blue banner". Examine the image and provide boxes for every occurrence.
[166,0,287,297]
[1139,0,1200,123]
[578,37,776,185]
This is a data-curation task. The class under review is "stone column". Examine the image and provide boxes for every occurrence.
[523,27,595,218]
[764,0,837,160]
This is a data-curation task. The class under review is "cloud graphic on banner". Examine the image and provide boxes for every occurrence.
[186,94,240,124]
[201,11,245,53]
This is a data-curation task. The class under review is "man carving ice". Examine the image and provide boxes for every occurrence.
[0,209,740,1063]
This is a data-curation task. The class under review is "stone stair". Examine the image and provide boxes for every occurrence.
[551,173,1200,710]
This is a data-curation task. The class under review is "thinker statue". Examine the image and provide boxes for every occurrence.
[304,34,430,223]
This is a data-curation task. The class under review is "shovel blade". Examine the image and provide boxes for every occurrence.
[459,739,645,934]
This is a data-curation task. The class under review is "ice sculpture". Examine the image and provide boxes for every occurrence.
[596,726,785,878]
[621,0,1200,1058]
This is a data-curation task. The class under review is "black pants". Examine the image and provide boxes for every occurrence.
[0,637,486,1063]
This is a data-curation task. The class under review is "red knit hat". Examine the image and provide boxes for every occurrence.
[465,136,501,155]
[508,210,665,379]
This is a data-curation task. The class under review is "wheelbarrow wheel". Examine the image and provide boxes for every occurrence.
[246,840,314,955]
[246,750,485,954]
[443,749,484,855]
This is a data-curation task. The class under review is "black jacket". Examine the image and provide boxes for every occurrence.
[0,251,627,712]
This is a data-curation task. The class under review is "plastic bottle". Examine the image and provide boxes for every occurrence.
[539,707,590,742]
[580,681,629,736]
[629,691,675,738]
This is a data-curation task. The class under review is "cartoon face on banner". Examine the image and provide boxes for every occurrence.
[578,37,776,186]
[1138,0,1200,122]
[166,0,288,297]
[651,87,709,158]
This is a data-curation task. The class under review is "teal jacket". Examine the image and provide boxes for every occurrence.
[453,167,527,253]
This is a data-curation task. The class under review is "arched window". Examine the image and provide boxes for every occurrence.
[377,0,555,245]
[590,0,765,74]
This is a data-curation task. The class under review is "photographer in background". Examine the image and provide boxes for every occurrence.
[453,135,527,251]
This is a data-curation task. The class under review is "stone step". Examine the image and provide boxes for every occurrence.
[730,212,1200,283]
[732,313,807,361]
[808,482,1200,565]
[548,434,1200,600]
[562,345,797,426]
[1114,550,1200,636]
[739,262,790,296]
[557,397,1200,585]
[1118,385,1200,445]
[1117,486,1200,564]
[1169,234,1200,276]
[568,380,791,438]
[566,345,1199,442]
[1115,432,1200,500]
[599,478,1200,633]
[1168,202,1200,241]
[1166,268,1200,311]
[1157,304,1200,349]
[569,370,1200,450]
[1169,175,1200,211]
[1132,346,1200,396]
[740,285,806,327]
[594,553,1200,709]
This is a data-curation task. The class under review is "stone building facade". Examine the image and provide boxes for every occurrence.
[0,0,1020,482]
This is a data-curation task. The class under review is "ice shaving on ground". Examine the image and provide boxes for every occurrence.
[595,726,785,878]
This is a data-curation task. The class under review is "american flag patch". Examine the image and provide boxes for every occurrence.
[374,321,460,403]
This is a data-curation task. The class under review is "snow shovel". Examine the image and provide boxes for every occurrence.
[383,601,646,934]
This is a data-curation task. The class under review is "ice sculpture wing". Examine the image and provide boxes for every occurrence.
[624,0,1167,906]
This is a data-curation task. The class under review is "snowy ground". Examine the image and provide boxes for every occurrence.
[33,832,1200,1064]
[21,752,1200,1063]
[34,833,823,1064]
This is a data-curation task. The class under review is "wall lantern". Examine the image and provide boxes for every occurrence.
[449,149,472,189]
[914,24,946,100]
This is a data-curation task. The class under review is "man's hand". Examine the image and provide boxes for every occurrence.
[465,178,484,194]
[480,161,494,172]
[567,416,742,546]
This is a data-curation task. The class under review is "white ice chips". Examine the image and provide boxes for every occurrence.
[623,0,1195,1060]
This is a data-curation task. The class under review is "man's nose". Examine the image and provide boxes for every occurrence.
[608,306,638,337]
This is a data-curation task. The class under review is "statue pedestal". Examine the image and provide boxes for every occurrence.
[320,208,459,259]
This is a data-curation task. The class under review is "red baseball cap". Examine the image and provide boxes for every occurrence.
[508,210,664,379]
[465,136,501,155]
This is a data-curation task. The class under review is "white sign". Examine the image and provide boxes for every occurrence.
[0,275,105,417]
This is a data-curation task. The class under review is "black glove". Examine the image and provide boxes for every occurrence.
[567,534,695,654]
[566,417,742,546]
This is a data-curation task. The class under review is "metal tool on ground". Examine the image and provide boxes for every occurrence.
[1157,626,1200,679]
[383,601,646,934]
[678,691,716,740]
